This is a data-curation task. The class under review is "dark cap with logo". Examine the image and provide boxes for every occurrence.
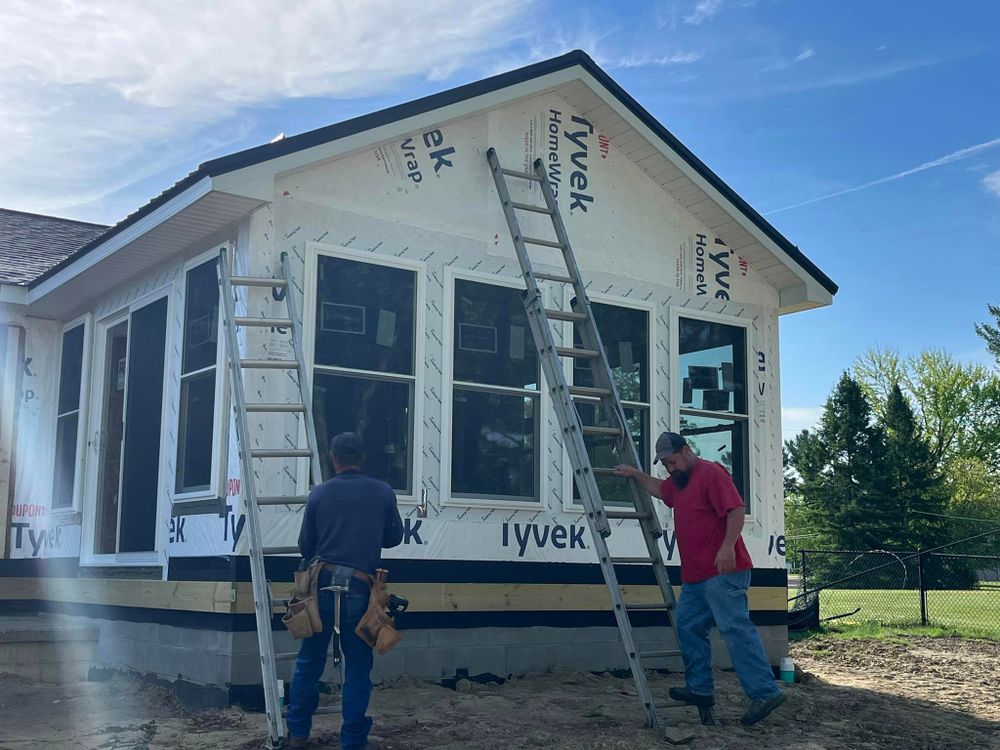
[331,432,366,459]
[653,431,687,463]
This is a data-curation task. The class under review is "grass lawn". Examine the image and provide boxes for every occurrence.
[805,588,1000,640]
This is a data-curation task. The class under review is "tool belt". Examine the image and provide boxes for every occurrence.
[355,568,405,655]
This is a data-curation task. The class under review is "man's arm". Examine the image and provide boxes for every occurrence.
[613,465,663,498]
[714,506,745,574]
[382,492,404,549]
[298,497,317,562]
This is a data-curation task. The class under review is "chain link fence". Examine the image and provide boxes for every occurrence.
[792,548,1000,636]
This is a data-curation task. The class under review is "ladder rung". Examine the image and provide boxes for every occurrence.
[544,309,587,322]
[263,546,300,555]
[510,201,554,214]
[501,168,543,182]
[638,649,683,659]
[521,236,564,249]
[240,359,299,369]
[534,272,575,284]
[609,556,654,565]
[251,449,313,458]
[624,601,673,610]
[256,495,310,506]
[556,347,600,359]
[568,386,612,398]
[275,651,299,661]
[581,426,623,437]
[312,705,342,716]
[605,510,652,520]
[245,403,306,413]
[591,467,620,476]
[234,317,293,327]
[230,276,288,288]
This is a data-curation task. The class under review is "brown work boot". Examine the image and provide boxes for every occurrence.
[286,737,309,749]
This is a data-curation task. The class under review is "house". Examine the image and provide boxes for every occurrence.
[0,50,836,704]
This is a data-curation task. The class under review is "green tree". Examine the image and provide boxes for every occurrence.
[974,303,1000,365]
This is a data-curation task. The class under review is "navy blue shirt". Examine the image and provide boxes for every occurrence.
[298,469,403,575]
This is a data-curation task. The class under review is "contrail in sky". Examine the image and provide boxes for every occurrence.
[765,136,1000,214]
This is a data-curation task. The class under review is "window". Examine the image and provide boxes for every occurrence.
[176,259,221,494]
[450,279,540,502]
[313,254,416,490]
[53,324,85,509]
[677,316,750,510]
[572,302,650,505]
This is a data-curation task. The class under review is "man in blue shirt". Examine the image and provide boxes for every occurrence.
[286,432,403,750]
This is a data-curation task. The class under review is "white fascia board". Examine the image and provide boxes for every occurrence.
[573,70,830,308]
[778,280,833,314]
[0,285,28,306]
[27,175,214,305]
[211,67,586,200]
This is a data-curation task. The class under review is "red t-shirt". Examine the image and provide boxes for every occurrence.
[660,460,753,584]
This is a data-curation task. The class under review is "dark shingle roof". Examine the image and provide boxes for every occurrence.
[0,208,108,286]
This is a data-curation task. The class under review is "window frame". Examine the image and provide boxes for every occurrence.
[560,293,656,513]
[50,314,94,517]
[303,241,425,504]
[81,284,175,568]
[172,246,229,504]
[441,267,546,510]
[669,305,755,517]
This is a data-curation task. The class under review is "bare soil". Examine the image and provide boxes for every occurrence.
[1,636,997,750]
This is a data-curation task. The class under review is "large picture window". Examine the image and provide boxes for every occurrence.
[53,324,85,509]
[573,302,650,505]
[450,279,540,502]
[313,254,416,491]
[176,259,221,495]
[677,316,750,511]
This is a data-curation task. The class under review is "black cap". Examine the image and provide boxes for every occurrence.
[653,432,687,464]
[331,432,366,459]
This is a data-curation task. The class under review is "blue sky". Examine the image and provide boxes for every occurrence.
[3,0,997,439]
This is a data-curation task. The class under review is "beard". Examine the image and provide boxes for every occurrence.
[670,471,690,489]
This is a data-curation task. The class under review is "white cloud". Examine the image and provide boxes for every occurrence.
[616,51,704,68]
[782,406,824,442]
[983,169,1000,199]
[794,48,815,63]
[684,0,723,25]
[766,136,1000,214]
[0,0,530,219]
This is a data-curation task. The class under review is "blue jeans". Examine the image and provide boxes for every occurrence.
[675,569,781,701]
[286,574,373,748]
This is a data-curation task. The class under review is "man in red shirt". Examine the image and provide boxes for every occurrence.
[616,432,785,725]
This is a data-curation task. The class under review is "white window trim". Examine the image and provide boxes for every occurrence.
[559,292,656,513]
[668,304,756,518]
[441,267,547,510]
[50,313,94,517]
[303,241,426,504]
[81,283,176,567]
[172,246,230,503]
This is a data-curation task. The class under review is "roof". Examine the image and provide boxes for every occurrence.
[0,208,107,286]
[27,50,836,296]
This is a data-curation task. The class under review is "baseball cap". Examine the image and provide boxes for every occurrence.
[331,432,366,458]
[653,431,687,464]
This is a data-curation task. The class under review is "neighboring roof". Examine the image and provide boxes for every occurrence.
[28,50,837,296]
[0,208,107,286]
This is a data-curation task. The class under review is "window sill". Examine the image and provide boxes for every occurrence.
[441,496,543,511]
[48,509,82,525]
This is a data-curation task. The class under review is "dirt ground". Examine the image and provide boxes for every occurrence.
[1,636,997,750]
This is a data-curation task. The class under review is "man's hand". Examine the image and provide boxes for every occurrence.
[715,545,737,575]
[614,464,641,478]
[613,464,663,499]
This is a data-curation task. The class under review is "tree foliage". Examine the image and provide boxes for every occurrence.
[974,303,1000,366]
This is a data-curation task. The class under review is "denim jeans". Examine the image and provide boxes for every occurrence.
[286,573,373,749]
[675,569,781,701]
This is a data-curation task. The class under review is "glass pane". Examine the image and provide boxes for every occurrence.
[678,317,747,414]
[678,412,749,510]
[96,321,128,555]
[52,413,78,509]
[314,256,415,375]
[452,388,537,500]
[574,303,648,403]
[573,403,648,504]
[313,372,411,491]
[453,279,538,390]
[182,260,219,375]
[176,371,216,493]
[57,325,85,416]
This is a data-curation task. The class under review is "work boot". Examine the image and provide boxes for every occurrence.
[668,686,715,707]
[740,691,786,725]
[286,737,309,749]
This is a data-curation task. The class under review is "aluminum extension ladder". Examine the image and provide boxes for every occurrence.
[218,249,335,748]
[487,148,697,732]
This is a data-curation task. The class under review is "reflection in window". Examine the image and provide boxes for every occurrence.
[53,325,85,509]
[313,255,417,491]
[677,317,750,511]
[451,280,540,501]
